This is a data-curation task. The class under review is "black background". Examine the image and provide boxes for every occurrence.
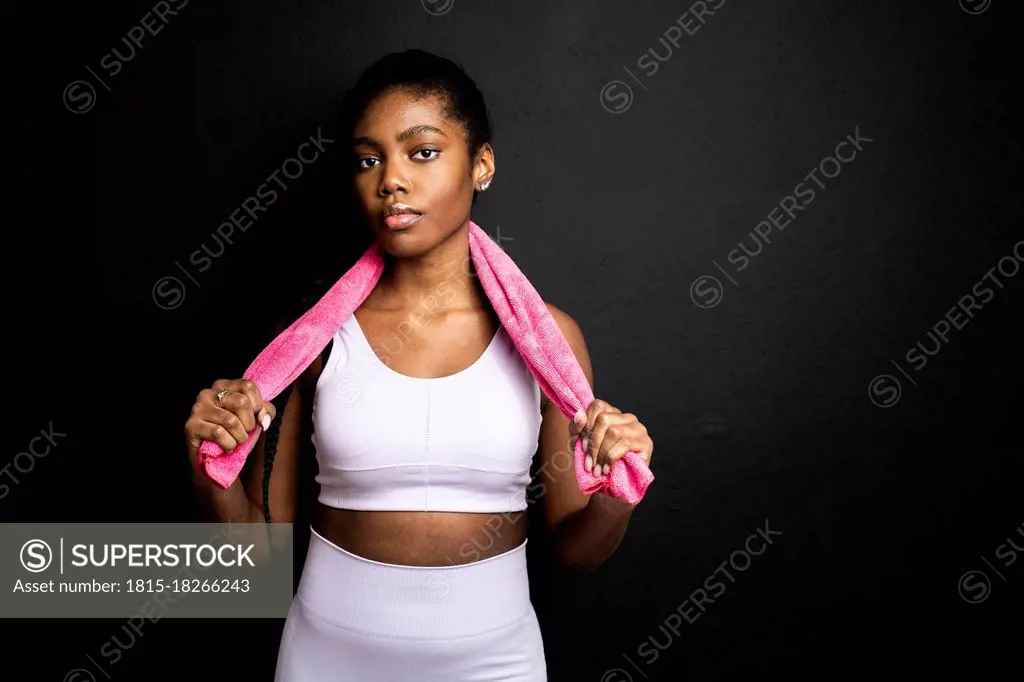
[9,0,1022,679]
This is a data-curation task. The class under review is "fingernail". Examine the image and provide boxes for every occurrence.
[602,463,610,476]
[585,455,593,472]
[261,414,271,430]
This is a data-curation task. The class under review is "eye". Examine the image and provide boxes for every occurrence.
[357,157,379,170]
[413,148,440,161]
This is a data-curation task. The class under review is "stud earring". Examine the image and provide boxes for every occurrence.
[479,179,491,191]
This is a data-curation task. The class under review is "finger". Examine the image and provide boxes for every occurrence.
[567,409,586,455]
[230,379,265,426]
[632,431,654,466]
[568,408,586,439]
[217,389,258,433]
[211,378,232,394]
[201,401,251,444]
[586,410,629,472]
[580,399,610,472]
[185,415,239,455]
[591,418,634,473]
[209,379,259,428]
[585,403,622,466]
[252,401,277,432]
[195,387,217,405]
[582,399,612,438]
[585,400,620,437]
[600,430,648,473]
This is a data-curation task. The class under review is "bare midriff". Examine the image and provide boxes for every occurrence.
[312,503,528,567]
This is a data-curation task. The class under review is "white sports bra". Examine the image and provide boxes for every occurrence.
[310,313,543,512]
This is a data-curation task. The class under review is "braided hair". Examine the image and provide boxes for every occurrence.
[260,49,494,522]
[260,383,292,524]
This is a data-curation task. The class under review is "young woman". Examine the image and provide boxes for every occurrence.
[183,49,655,681]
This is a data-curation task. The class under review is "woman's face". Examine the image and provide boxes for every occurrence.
[350,89,492,257]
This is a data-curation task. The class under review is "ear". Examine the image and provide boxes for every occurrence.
[473,143,495,189]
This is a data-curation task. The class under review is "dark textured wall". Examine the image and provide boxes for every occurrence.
[10,0,1021,679]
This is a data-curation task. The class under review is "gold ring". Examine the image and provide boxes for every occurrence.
[216,389,231,405]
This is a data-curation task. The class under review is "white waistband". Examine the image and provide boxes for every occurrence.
[295,527,533,640]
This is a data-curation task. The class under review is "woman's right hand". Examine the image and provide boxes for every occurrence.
[184,378,277,466]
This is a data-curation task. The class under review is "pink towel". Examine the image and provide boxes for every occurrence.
[196,221,654,504]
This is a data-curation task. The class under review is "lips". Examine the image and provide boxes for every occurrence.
[382,204,423,230]
[385,213,423,229]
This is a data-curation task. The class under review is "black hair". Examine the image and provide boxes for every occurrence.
[259,49,493,522]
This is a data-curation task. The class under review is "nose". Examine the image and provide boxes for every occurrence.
[377,158,411,197]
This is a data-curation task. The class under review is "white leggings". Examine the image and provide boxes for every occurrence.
[274,527,547,681]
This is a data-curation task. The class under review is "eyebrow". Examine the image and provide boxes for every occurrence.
[352,124,448,148]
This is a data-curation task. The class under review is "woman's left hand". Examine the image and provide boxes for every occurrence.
[569,399,654,476]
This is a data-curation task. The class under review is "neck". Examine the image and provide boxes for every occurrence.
[368,220,487,313]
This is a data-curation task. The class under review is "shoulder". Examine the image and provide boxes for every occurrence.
[545,302,583,344]
[544,302,593,387]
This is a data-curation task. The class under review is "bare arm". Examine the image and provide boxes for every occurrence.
[538,304,637,574]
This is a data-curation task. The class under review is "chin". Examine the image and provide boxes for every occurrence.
[376,230,430,258]
[374,215,465,258]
